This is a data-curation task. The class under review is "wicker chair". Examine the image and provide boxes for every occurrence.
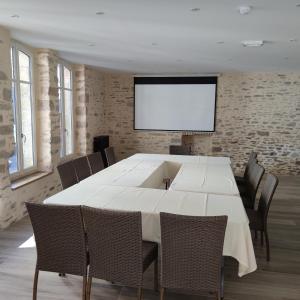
[160,213,228,300]
[57,160,78,189]
[26,203,88,300]
[235,151,258,185]
[241,163,265,209]
[169,145,191,155]
[87,152,104,174]
[246,174,279,261]
[104,147,117,166]
[73,156,91,181]
[81,206,158,300]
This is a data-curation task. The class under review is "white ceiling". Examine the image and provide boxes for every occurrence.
[0,0,300,74]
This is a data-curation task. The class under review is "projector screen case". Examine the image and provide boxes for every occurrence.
[134,76,217,132]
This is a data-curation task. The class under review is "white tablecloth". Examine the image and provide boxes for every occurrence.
[44,153,256,277]
[170,163,240,195]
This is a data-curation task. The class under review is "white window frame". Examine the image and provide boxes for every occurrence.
[57,61,74,158]
[10,41,37,179]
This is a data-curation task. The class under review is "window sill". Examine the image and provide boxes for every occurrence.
[11,171,53,190]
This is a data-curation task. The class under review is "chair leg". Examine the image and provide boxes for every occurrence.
[137,287,143,300]
[86,277,92,300]
[82,276,87,300]
[260,231,264,246]
[265,231,271,261]
[154,258,158,291]
[160,287,165,300]
[33,267,39,300]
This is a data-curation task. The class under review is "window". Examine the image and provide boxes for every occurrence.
[57,62,74,157]
[8,42,36,176]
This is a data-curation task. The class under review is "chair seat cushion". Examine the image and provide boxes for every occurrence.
[142,241,158,271]
[246,209,263,231]
[235,176,245,185]
[241,194,254,209]
[238,184,247,195]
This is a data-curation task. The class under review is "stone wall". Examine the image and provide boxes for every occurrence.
[0,27,15,228]
[74,65,106,154]
[0,28,64,228]
[1,23,300,229]
[102,72,300,175]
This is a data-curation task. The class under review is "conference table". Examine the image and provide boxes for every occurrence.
[45,153,257,277]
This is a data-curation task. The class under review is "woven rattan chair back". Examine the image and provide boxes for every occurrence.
[87,152,104,174]
[160,213,227,296]
[169,145,191,155]
[105,147,117,166]
[26,203,87,275]
[57,160,78,189]
[247,163,265,206]
[258,174,279,219]
[82,206,144,287]
[244,151,258,179]
[73,156,91,181]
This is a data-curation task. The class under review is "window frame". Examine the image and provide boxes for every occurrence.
[9,41,37,180]
[57,60,74,158]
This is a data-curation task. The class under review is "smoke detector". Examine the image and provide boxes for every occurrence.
[238,6,252,15]
[242,40,264,47]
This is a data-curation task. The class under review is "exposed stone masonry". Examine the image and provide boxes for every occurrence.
[1,24,299,229]
[101,72,300,176]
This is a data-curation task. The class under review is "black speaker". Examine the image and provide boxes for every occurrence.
[93,135,109,167]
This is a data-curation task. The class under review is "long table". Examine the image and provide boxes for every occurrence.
[45,153,257,277]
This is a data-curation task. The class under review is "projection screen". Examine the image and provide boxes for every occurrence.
[134,77,217,132]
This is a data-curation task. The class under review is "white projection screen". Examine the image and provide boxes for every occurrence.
[134,77,217,132]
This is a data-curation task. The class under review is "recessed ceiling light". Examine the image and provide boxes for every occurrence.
[96,11,105,15]
[217,41,225,44]
[238,6,252,15]
[151,42,158,46]
[242,40,264,47]
[88,43,95,47]
[190,8,200,12]
[11,14,20,18]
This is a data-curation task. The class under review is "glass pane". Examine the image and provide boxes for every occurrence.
[18,51,30,82]
[58,88,64,157]
[8,82,19,174]
[64,67,71,89]
[20,83,34,169]
[57,64,62,88]
[64,90,73,155]
[10,47,15,80]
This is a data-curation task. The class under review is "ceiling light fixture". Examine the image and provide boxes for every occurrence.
[96,11,105,15]
[238,6,252,15]
[242,40,264,47]
[217,41,225,44]
[289,38,298,42]
[151,42,158,46]
[88,43,95,47]
[11,14,20,18]
[190,8,200,12]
